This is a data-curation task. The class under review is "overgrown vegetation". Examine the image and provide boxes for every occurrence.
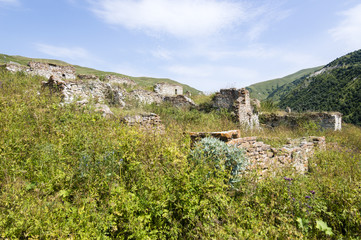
[0,70,360,239]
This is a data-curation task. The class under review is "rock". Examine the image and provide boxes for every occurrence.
[94,104,114,118]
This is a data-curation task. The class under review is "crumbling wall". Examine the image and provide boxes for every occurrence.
[42,76,126,107]
[121,113,164,132]
[189,130,325,175]
[129,89,163,105]
[154,82,183,96]
[212,88,259,129]
[260,112,342,131]
[228,136,325,175]
[104,75,136,86]
[28,62,76,79]
[163,95,196,108]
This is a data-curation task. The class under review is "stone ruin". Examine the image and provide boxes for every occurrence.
[104,75,136,86]
[121,113,164,132]
[189,130,326,175]
[154,82,183,96]
[163,95,196,108]
[212,88,260,129]
[6,61,76,80]
[260,112,342,131]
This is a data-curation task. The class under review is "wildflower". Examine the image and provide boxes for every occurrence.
[310,190,315,195]
[284,177,293,181]
[305,195,311,199]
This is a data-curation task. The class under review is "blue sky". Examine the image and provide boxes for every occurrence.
[1,0,361,92]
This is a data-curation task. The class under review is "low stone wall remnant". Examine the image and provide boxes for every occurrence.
[260,112,342,131]
[189,129,326,175]
[121,113,164,132]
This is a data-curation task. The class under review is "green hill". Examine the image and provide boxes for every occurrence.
[0,53,201,96]
[278,49,361,125]
[246,66,323,100]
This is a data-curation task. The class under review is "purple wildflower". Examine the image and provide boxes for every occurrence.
[284,177,293,181]
[310,190,315,195]
[305,195,311,199]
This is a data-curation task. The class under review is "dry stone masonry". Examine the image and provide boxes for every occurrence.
[121,113,164,132]
[212,88,260,129]
[260,112,342,131]
[163,95,196,108]
[189,130,326,175]
[227,136,325,175]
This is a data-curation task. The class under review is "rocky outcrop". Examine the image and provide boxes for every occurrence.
[212,88,259,129]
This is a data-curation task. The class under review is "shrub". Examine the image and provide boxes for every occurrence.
[190,137,248,185]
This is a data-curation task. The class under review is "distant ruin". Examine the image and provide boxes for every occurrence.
[212,88,260,129]
[154,82,183,96]
[5,61,76,79]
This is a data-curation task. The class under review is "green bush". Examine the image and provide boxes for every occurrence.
[190,137,248,185]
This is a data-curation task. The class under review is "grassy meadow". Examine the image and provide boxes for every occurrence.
[0,69,360,239]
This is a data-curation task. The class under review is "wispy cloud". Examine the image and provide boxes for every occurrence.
[0,0,19,6]
[330,3,361,50]
[35,43,92,60]
[89,0,290,41]
[90,0,248,38]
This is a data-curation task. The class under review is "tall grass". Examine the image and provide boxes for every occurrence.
[0,70,360,239]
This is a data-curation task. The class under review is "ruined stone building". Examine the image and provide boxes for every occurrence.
[212,88,260,129]
[5,61,76,80]
[28,62,76,79]
[154,82,183,96]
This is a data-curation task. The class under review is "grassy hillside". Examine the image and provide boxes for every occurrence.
[1,69,360,239]
[279,49,361,126]
[0,53,201,96]
[246,66,323,100]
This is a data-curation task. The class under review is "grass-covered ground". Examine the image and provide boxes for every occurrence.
[0,70,360,239]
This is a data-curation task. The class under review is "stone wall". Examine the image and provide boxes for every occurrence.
[42,76,126,107]
[129,89,163,105]
[28,62,76,79]
[212,88,259,129]
[228,136,325,175]
[121,113,164,132]
[163,95,196,108]
[154,82,183,96]
[260,112,342,131]
[104,75,136,86]
[188,130,326,175]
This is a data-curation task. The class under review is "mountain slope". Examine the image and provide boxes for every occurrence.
[278,49,361,125]
[0,53,201,96]
[246,66,323,100]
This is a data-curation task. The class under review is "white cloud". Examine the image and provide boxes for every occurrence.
[90,0,247,38]
[330,3,361,50]
[35,43,92,60]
